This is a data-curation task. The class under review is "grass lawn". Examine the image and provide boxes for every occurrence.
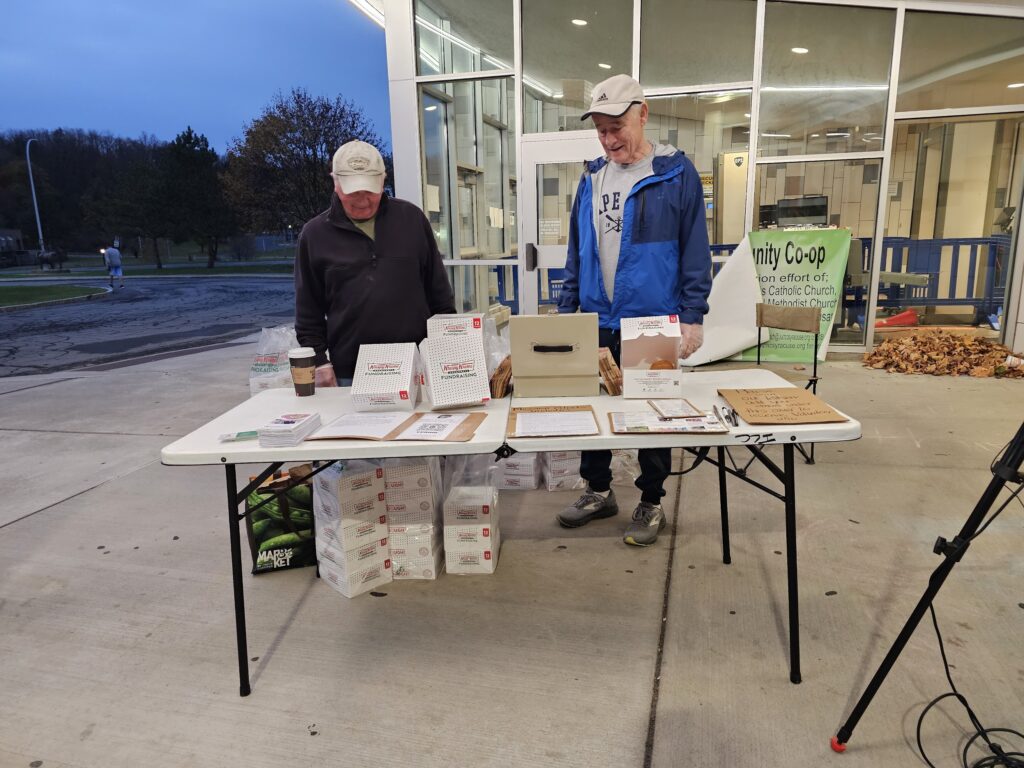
[0,285,107,307]
[0,264,294,279]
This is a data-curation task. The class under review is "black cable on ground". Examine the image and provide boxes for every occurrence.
[915,440,1024,768]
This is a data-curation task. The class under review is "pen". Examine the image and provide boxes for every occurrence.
[726,407,739,427]
[713,405,727,427]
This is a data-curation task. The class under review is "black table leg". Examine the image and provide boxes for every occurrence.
[783,444,801,684]
[225,463,251,696]
[717,447,731,565]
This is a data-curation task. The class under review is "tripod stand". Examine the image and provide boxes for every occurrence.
[831,421,1024,754]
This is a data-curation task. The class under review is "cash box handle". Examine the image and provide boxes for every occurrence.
[532,343,576,353]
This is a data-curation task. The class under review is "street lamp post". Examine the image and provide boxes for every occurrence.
[25,138,46,258]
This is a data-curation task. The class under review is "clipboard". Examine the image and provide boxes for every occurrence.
[506,405,600,438]
[310,411,487,442]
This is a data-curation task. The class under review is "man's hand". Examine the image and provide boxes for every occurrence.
[315,364,338,388]
[680,323,704,359]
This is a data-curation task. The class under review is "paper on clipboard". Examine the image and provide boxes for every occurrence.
[311,411,486,442]
[608,412,728,434]
[506,405,600,437]
[647,399,703,419]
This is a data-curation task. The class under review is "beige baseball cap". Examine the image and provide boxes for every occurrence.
[332,140,385,194]
[581,74,646,121]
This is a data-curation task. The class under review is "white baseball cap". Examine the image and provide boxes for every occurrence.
[331,140,385,194]
[581,74,646,121]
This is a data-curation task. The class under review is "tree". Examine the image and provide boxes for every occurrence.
[163,127,236,267]
[224,88,388,231]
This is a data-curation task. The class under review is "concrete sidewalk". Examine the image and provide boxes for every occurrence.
[0,343,1021,768]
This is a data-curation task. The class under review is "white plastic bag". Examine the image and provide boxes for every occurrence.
[610,449,641,488]
[249,325,300,396]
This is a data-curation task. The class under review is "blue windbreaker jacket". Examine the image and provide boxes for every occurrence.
[557,149,712,329]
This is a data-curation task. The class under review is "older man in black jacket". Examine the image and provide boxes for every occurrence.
[295,140,456,386]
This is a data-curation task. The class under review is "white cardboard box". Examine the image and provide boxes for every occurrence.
[319,557,392,598]
[621,368,684,399]
[620,315,683,399]
[443,485,499,524]
[385,486,437,526]
[383,460,434,493]
[316,537,389,575]
[427,313,485,339]
[497,470,540,490]
[445,527,501,575]
[545,450,581,462]
[421,335,490,410]
[313,462,386,515]
[496,453,540,476]
[351,343,420,411]
[313,500,388,551]
[388,524,441,558]
[393,551,444,580]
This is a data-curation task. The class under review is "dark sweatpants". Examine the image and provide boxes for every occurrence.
[580,327,671,504]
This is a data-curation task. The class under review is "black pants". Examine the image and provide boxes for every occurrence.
[581,327,672,504]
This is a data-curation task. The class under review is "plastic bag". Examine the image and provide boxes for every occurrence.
[610,449,641,488]
[483,316,510,378]
[249,325,299,396]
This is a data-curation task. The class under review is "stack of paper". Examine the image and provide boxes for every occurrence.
[443,486,500,575]
[257,412,322,447]
[312,461,392,598]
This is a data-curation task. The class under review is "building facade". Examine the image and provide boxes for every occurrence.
[352,0,1024,353]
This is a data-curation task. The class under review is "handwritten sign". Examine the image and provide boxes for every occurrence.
[718,388,848,425]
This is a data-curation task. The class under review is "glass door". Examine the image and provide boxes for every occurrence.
[519,135,602,315]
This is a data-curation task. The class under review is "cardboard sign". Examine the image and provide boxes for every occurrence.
[718,387,848,425]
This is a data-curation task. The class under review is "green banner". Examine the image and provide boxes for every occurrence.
[737,229,851,363]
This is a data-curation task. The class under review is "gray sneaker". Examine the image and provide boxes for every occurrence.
[623,502,666,547]
[556,487,618,528]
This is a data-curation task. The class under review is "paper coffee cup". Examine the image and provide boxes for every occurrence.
[288,347,316,396]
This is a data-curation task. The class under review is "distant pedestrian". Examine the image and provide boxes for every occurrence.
[103,242,124,288]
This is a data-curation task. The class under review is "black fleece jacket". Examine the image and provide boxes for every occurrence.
[294,194,456,379]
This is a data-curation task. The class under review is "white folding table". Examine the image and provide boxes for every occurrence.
[162,369,860,695]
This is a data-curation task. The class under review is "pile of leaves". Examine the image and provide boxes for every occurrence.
[863,331,1024,378]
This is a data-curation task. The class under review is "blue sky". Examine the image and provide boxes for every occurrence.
[0,0,391,153]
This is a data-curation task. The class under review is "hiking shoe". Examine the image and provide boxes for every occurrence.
[556,487,618,528]
[623,502,666,547]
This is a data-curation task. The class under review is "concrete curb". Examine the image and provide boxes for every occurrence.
[0,286,113,313]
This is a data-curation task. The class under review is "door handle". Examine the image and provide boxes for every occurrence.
[525,242,537,272]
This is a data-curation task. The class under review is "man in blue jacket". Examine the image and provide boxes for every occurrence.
[556,74,712,547]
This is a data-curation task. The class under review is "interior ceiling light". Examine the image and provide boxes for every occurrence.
[425,105,437,111]
[1009,82,1024,89]
[571,18,587,26]
[826,132,851,137]
[791,47,809,54]
[761,133,791,138]
[761,85,887,93]
[810,133,820,138]
[744,113,751,118]
[598,63,611,69]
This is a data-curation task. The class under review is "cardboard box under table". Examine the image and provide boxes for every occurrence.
[510,313,599,397]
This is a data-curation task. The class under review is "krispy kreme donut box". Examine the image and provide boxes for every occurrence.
[620,315,683,399]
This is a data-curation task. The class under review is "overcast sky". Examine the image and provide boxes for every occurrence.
[1,0,391,153]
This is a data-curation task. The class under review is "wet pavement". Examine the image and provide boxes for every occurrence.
[0,276,295,376]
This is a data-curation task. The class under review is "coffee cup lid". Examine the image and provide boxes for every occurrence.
[288,347,316,359]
